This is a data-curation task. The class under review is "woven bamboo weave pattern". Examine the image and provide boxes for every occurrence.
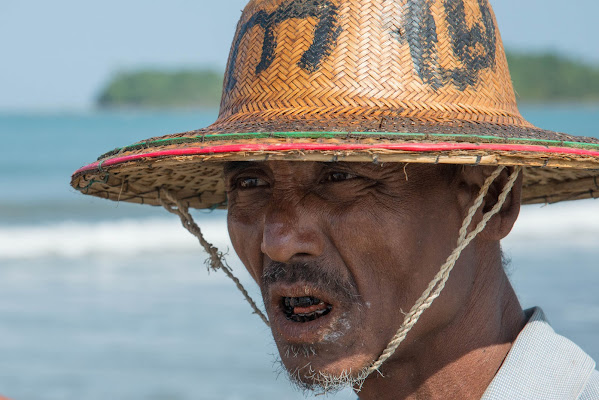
[218,0,521,127]
[71,0,599,209]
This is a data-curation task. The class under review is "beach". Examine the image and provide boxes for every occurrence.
[0,107,597,399]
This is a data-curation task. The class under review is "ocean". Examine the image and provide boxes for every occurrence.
[0,106,598,400]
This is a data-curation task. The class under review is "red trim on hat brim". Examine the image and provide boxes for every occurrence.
[74,142,599,175]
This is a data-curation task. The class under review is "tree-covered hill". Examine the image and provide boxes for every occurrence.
[96,52,599,108]
[97,70,224,108]
[506,52,599,102]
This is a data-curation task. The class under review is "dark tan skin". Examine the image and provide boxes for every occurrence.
[225,161,526,399]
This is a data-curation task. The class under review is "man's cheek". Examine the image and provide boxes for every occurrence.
[228,226,262,281]
[232,247,260,282]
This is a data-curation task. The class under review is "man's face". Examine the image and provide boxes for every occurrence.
[225,161,476,387]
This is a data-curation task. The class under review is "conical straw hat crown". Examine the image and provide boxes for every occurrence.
[70,0,599,209]
[217,0,527,129]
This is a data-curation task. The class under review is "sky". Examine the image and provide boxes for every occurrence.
[3,0,599,110]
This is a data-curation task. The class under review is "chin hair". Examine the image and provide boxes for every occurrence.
[274,347,371,395]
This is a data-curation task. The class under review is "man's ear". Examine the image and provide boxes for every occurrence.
[458,166,523,241]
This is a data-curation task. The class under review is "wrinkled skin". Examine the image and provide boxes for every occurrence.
[225,161,526,399]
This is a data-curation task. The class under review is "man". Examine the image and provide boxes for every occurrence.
[225,161,528,397]
[72,0,599,397]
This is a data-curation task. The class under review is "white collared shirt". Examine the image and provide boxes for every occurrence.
[481,307,599,399]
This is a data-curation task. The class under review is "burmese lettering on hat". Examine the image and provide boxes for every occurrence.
[71,0,599,208]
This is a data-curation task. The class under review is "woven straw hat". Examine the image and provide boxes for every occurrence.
[71,0,599,207]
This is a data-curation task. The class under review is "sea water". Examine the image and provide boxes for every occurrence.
[0,106,597,400]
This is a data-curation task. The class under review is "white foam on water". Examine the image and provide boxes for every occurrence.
[505,200,599,250]
[1,200,597,260]
[0,216,232,260]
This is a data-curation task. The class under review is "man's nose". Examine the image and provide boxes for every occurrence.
[261,202,325,263]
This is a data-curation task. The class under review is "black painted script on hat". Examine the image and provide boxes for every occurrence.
[224,0,342,93]
[223,0,497,93]
[404,0,497,90]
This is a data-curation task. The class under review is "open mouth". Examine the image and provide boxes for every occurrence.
[282,296,333,323]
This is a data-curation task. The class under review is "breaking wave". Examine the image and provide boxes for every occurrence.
[504,200,599,250]
[0,200,597,260]
[0,217,231,260]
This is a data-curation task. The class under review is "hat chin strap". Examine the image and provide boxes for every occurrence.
[159,165,521,388]
[361,165,521,383]
[159,189,270,327]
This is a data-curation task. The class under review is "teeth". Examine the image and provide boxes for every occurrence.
[281,296,332,323]
[297,297,311,307]
[287,296,322,308]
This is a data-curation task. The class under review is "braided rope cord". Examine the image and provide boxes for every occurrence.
[364,165,522,378]
[158,166,520,385]
[159,189,270,327]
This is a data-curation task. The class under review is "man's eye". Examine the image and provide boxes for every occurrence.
[236,177,268,189]
[323,171,358,183]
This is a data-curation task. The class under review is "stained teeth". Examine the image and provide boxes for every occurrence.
[296,297,311,307]
[284,296,323,308]
[291,296,316,307]
[281,296,333,323]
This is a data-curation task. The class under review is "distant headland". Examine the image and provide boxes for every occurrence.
[97,70,223,109]
[96,51,599,109]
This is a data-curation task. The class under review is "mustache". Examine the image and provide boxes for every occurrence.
[261,261,360,304]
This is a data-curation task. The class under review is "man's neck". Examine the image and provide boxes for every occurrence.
[356,251,526,400]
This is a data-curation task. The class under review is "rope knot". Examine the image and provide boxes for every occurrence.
[158,164,521,383]
[159,188,270,327]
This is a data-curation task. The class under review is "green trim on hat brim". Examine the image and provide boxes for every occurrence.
[97,131,599,161]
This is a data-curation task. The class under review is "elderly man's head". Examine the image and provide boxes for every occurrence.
[68,0,599,397]
[225,161,525,395]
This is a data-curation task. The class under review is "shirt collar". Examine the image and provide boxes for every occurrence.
[481,307,596,400]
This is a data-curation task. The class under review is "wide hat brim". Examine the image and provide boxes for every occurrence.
[71,0,599,208]
[71,114,599,209]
